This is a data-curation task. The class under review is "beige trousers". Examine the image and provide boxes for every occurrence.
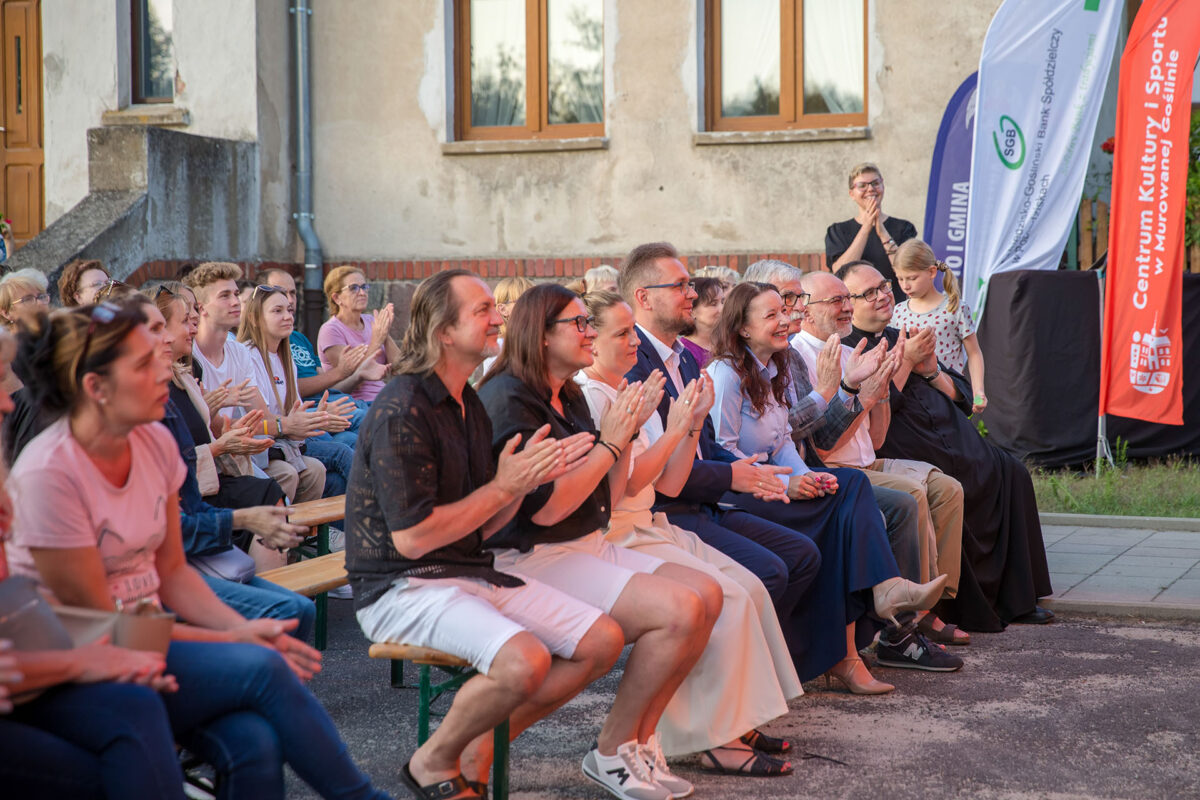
[265,455,327,505]
[831,458,964,598]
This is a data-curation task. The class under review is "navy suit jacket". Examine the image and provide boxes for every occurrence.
[626,332,738,508]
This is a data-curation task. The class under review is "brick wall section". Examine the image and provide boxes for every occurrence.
[125,252,828,287]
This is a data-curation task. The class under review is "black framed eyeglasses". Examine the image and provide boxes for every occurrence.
[807,294,852,307]
[552,314,595,333]
[642,280,696,295]
[154,285,176,299]
[850,282,894,302]
[76,302,123,383]
[780,291,810,309]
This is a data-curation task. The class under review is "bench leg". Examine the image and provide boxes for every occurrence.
[417,664,432,744]
[492,719,510,800]
[389,659,406,688]
[314,592,328,650]
[313,523,330,650]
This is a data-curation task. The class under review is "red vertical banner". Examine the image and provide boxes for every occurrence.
[1099,0,1199,425]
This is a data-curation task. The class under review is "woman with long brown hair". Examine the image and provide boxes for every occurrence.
[707,282,947,693]
[238,285,354,504]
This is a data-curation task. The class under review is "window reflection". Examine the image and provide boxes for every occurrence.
[470,0,526,127]
[803,0,863,114]
[720,0,780,117]
[135,0,174,102]
[547,0,603,125]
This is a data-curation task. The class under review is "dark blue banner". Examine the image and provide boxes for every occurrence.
[923,71,977,283]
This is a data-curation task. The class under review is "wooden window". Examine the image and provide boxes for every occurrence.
[454,0,604,140]
[132,0,174,104]
[705,0,867,131]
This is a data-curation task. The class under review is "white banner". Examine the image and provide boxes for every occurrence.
[963,0,1122,319]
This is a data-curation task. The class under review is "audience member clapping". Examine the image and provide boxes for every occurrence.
[5,300,390,799]
[317,266,399,402]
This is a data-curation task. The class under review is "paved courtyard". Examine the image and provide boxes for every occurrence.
[289,523,1200,800]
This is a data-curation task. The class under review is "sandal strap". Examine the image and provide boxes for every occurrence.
[401,763,480,799]
[740,729,791,754]
[701,746,792,776]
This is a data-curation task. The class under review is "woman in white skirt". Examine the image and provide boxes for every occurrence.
[577,290,802,776]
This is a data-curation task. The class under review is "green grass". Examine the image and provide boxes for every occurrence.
[1031,458,1200,518]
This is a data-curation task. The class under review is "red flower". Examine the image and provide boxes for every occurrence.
[1100,136,1115,154]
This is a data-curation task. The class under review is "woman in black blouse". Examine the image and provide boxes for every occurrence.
[477,284,722,800]
[825,162,918,300]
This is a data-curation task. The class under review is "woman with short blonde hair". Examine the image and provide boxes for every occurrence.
[317,266,398,402]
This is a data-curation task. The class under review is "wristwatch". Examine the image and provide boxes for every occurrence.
[919,365,941,382]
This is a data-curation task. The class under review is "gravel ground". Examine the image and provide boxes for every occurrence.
[288,599,1200,800]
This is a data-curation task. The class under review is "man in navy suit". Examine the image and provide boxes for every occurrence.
[618,242,820,630]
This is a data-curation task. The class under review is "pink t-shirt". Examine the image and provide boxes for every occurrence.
[6,418,187,606]
[316,314,386,401]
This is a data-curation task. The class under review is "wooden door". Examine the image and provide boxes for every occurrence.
[0,0,42,250]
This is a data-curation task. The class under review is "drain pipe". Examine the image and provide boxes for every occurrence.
[290,0,324,337]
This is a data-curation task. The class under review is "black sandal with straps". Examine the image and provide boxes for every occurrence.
[400,761,482,799]
[740,728,792,754]
[698,746,793,777]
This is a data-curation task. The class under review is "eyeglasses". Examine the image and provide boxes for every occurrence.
[80,278,111,293]
[850,282,894,302]
[154,285,176,299]
[76,302,122,383]
[642,280,696,296]
[12,292,50,306]
[552,314,595,333]
[780,291,810,309]
[807,294,852,307]
[852,179,883,192]
[342,282,370,294]
[95,279,129,302]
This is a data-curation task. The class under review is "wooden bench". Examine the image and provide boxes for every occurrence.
[368,643,510,800]
[258,496,346,649]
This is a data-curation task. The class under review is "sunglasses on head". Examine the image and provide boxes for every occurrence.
[76,302,125,383]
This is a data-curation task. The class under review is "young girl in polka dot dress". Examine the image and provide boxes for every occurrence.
[891,239,987,414]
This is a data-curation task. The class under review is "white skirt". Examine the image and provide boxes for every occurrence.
[604,511,803,757]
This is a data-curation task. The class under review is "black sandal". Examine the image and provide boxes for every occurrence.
[739,728,791,754]
[400,761,481,799]
[917,614,971,645]
[698,746,793,777]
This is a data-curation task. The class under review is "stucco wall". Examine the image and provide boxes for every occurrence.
[305,0,1004,262]
[42,0,123,224]
[40,0,260,226]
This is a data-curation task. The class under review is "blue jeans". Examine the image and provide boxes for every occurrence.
[305,435,355,498]
[202,573,317,642]
[163,641,387,800]
[1,682,184,799]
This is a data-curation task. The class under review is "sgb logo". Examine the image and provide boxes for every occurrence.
[992,115,1025,169]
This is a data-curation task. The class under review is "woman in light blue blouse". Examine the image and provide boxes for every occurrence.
[706,282,944,693]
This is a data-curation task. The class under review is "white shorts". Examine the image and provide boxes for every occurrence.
[356,574,604,674]
[491,530,664,613]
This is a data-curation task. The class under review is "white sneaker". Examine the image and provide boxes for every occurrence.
[327,584,352,600]
[326,526,346,553]
[639,734,693,799]
[582,741,671,800]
